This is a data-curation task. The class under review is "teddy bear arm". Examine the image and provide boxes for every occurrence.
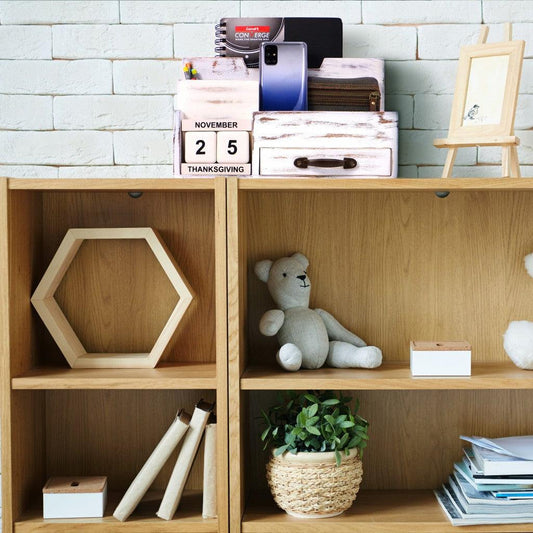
[259,309,285,336]
[315,308,367,347]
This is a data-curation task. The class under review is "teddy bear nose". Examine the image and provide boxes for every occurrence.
[297,275,306,281]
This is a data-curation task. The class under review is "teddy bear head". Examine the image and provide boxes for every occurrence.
[254,252,310,310]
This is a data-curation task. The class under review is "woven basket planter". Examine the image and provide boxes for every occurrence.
[266,448,363,518]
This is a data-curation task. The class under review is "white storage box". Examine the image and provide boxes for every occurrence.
[43,476,107,519]
[252,111,398,177]
[174,57,387,177]
[410,341,471,376]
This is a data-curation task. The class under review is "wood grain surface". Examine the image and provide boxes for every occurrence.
[39,190,215,366]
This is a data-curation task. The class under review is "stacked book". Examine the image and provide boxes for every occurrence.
[435,435,533,526]
[113,400,217,522]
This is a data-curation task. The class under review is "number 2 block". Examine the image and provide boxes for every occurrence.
[184,131,216,163]
[216,131,250,164]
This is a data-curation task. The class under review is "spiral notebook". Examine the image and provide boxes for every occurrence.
[215,17,342,68]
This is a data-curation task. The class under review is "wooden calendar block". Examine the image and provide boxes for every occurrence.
[184,131,216,163]
[216,131,250,164]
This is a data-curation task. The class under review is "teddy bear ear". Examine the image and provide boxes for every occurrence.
[291,252,309,269]
[255,259,273,283]
[525,253,533,278]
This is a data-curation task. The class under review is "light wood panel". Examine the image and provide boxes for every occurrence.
[242,490,533,532]
[45,390,215,492]
[15,491,216,532]
[243,190,533,366]
[240,362,533,390]
[11,363,217,390]
[238,177,533,191]
[4,189,46,533]
[214,178,229,533]
[245,390,533,493]
[39,191,215,367]
[0,178,12,530]
[7,178,215,191]
[227,178,246,533]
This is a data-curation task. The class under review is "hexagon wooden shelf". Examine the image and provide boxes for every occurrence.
[31,228,194,369]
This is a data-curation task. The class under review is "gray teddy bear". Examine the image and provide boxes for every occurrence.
[255,252,383,372]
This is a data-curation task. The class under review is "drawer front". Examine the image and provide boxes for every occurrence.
[259,148,392,177]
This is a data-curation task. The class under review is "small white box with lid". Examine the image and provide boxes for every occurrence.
[43,476,107,519]
[410,341,471,376]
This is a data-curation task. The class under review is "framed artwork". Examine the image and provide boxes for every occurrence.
[434,25,525,178]
[449,39,524,139]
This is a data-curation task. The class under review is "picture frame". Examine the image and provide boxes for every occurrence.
[449,38,524,140]
[434,25,525,178]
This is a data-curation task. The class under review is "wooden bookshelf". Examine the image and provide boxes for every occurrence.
[0,178,228,533]
[242,491,533,532]
[15,491,216,533]
[227,177,533,532]
[3,176,533,532]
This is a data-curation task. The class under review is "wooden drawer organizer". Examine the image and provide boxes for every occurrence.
[252,111,398,177]
[174,57,389,178]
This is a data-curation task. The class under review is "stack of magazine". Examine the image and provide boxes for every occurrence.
[435,435,533,526]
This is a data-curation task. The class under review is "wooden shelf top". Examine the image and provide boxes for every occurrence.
[6,177,533,192]
[12,362,217,390]
[6,178,216,191]
[237,177,533,191]
[243,490,533,532]
[240,362,533,390]
[15,491,217,532]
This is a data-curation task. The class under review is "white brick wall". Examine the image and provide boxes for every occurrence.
[0,0,531,180]
[53,96,173,129]
[0,59,112,94]
[0,25,51,59]
[0,95,53,129]
[0,131,113,165]
[0,1,120,24]
[53,25,173,59]
[362,1,481,24]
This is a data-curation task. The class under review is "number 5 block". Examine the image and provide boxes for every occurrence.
[184,131,217,163]
[216,131,250,164]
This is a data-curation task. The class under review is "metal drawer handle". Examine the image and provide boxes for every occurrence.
[294,157,357,169]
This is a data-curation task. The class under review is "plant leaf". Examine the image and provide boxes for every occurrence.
[335,449,341,466]
[323,398,340,406]
[274,445,289,456]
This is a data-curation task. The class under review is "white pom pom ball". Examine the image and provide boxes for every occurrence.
[525,253,533,278]
[503,320,533,370]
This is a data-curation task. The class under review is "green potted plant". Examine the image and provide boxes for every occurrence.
[260,390,369,518]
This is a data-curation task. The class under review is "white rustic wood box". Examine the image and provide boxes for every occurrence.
[410,341,472,376]
[174,57,387,177]
[252,111,398,178]
[43,477,107,519]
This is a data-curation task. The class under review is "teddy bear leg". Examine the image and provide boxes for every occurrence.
[276,343,303,372]
[326,341,382,369]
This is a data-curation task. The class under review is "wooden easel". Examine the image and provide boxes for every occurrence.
[434,24,523,178]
